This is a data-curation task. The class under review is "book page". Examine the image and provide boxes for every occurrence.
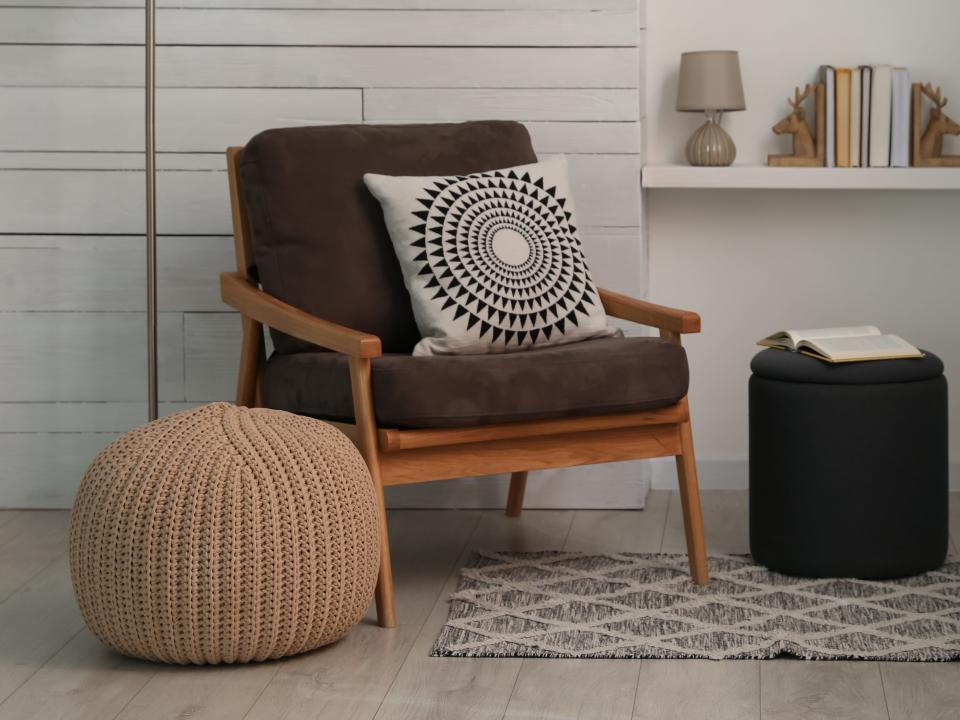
[801,334,921,361]
[758,326,881,351]
[791,326,880,343]
[757,331,797,350]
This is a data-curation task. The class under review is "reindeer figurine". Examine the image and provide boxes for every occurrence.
[768,83,826,167]
[912,83,960,166]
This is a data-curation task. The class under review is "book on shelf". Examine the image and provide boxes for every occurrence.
[890,67,911,167]
[835,68,852,167]
[757,326,923,363]
[869,65,892,167]
[850,69,861,167]
[860,65,872,165]
[775,62,945,170]
[820,65,837,167]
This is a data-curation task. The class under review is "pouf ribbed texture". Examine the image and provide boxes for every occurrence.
[69,402,381,665]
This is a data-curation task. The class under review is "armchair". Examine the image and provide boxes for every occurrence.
[220,122,707,629]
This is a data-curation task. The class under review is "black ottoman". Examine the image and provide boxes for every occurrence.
[749,348,948,578]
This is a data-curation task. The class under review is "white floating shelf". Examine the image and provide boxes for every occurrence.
[642,164,960,190]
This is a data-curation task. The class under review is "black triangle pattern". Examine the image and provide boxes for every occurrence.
[409,167,597,348]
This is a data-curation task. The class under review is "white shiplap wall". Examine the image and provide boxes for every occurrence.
[0,1,646,508]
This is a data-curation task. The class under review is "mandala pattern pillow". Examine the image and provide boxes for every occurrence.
[364,156,618,356]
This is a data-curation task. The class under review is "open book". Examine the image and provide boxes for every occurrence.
[757,326,923,363]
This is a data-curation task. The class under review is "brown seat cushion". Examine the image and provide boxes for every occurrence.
[261,337,689,429]
[239,121,539,354]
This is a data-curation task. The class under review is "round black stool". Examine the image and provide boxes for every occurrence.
[749,348,948,578]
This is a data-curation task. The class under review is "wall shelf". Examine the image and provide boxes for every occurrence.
[641,164,960,190]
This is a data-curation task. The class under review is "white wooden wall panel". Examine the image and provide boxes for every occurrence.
[0,172,142,234]
[564,154,642,226]
[2,8,636,46]
[3,91,640,154]
[0,47,638,88]
[1,1,646,508]
[0,160,637,233]
[364,89,640,122]
[0,236,233,312]
[184,313,245,402]
[0,153,230,171]
[580,227,646,298]
[0,237,147,312]
[0,88,363,152]
[0,153,144,170]
[524,122,641,155]
[0,403,195,434]
[0,1,636,11]
[0,313,184,403]
[0,435,121,508]
[0,172,144,234]
[163,46,641,89]
[0,0,645,7]
[159,237,237,312]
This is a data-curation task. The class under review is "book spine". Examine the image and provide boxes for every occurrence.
[890,67,911,167]
[869,65,892,167]
[850,70,861,167]
[835,68,852,167]
[820,66,836,167]
[860,66,872,165]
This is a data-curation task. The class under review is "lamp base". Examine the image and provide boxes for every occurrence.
[686,114,736,166]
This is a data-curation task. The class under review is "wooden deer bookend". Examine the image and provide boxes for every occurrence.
[768,83,826,167]
[912,83,960,166]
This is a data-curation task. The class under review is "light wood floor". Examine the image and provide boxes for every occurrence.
[0,490,958,720]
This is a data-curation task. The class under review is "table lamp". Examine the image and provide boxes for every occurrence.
[676,50,746,166]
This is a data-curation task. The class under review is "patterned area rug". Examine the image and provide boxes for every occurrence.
[432,551,960,661]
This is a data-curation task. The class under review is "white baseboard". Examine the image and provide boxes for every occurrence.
[385,461,651,510]
[651,457,960,491]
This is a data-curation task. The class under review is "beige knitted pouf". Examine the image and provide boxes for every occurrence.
[69,402,380,665]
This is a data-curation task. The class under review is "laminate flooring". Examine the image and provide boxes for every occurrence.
[0,491,957,720]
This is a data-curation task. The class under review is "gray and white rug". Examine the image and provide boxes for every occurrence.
[432,551,960,661]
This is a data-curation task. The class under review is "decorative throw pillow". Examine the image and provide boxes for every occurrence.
[364,156,618,356]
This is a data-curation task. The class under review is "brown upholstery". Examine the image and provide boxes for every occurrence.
[261,336,689,429]
[239,121,539,354]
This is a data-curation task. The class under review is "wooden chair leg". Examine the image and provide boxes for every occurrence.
[505,471,528,517]
[676,415,709,585]
[236,316,264,407]
[370,480,396,628]
[253,375,264,408]
[349,357,397,628]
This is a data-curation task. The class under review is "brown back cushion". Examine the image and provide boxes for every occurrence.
[240,121,538,354]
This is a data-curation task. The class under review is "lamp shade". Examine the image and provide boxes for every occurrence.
[676,50,745,112]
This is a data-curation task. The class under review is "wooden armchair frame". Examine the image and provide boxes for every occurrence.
[221,147,708,628]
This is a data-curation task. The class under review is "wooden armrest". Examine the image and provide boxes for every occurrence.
[599,288,701,334]
[220,271,382,358]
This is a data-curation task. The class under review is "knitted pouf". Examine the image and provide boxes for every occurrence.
[69,402,380,665]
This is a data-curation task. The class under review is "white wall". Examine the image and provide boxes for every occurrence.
[646,0,960,489]
[0,1,648,508]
